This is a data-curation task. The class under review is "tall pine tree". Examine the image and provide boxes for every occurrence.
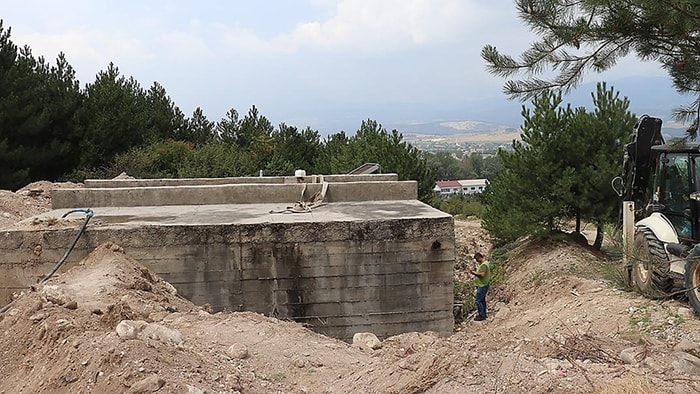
[78,63,150,170]
[482,83,635,247]
[0,21,82,190]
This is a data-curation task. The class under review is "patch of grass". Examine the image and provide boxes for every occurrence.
[528,268,550,287]
[454,279,475,322]
[430,195,484,218]
[629,307,651,327]
[600,260,632,292]
[620,305,652,342]
[487,244,511,285]
[454,280,473,300]
[623,303,687,342]
[667,309,685,325]
[265,372,287,382]
[600,224,624,261]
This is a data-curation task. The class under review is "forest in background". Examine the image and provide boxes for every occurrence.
[0,20,501,203]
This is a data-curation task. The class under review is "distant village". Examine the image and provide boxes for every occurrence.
[402,130,512,198]
[408,140,509,156]
[403,129,517,158]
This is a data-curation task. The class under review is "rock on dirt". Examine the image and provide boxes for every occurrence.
[1,182,700,393]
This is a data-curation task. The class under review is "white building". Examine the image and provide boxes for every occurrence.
[433,179,488,197]
[458,179,488,194]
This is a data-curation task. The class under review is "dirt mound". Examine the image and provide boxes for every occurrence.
[0,243,373,393]
[0,181,81,229]
[4,236,698,394]
[2,185,700,393]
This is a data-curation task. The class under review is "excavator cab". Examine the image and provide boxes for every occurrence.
[652,149,697,242]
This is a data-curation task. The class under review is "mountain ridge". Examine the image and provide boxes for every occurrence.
[383,76,690,137]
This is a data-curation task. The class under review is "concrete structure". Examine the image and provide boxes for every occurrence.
[0,174,455,341]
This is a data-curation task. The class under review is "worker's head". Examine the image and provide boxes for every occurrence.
[474,252,484,262]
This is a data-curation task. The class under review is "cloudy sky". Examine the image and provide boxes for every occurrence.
[3,0,671,133]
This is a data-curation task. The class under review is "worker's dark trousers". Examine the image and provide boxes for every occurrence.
[476,285,489,319]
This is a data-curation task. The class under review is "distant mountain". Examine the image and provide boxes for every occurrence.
[298,75,692,138]
[384,76,691,137]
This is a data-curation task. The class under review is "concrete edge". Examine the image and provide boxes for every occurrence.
[53,181,418,208]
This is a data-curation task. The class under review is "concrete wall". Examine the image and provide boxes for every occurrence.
[0,216,454,341]
[83,174,399,188]
[52,181,417,209]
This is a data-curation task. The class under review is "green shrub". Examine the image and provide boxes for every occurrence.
[430,194,485,218]
[110,140,195,178]
[454,279,475,322]
[178,142,256,177]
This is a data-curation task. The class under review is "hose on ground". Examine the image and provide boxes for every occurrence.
[40,208,94,283]
[1,208,94,313]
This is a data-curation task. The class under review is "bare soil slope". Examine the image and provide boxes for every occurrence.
[1,183,700,393]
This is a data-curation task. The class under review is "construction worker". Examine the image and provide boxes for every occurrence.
[470,252,491,321]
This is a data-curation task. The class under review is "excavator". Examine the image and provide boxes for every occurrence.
[612,115,700,315]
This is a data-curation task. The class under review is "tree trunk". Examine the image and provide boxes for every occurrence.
[575,210,581,233]
[593,225,604,250]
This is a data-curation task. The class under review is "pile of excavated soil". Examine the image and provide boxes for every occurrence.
[1,183,700,393]
[0,181,81,229]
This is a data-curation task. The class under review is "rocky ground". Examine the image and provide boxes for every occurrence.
[1,183,700,393]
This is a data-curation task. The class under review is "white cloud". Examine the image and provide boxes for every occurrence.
[157,30,212,60]
[220,0,487,54]
[218,25,281,54]
[2,0,670,130]
[14,29,153,66]
[15,30,100,63]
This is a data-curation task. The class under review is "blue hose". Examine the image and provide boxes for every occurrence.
[40,208,94,283]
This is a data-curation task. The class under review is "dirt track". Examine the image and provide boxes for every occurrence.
[1,183,700,393]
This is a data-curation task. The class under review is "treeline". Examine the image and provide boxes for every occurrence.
[2,21,481,200]
[427,151,503,181]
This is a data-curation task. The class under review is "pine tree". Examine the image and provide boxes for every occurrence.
[482,83,635,247]
[144,82,188,142]
[183,107,215,146]
[266,123,321,175]
[0,21,82,189]
[482,0,700,133]
[575,83,637,247]
[78,63,150,169]
[483,90,576,242]
[347,120,434,201]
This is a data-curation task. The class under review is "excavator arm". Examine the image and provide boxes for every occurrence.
[618,115,665,220]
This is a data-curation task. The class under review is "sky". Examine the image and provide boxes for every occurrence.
[2,0,673,134]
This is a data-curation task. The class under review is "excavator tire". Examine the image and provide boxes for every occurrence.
[685,259,700,315]
[631,228,673,297]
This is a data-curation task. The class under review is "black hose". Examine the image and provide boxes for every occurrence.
[1,208,94,313]
[40,208,94,283]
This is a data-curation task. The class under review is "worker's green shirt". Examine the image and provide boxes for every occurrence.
[474,260,491,288]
